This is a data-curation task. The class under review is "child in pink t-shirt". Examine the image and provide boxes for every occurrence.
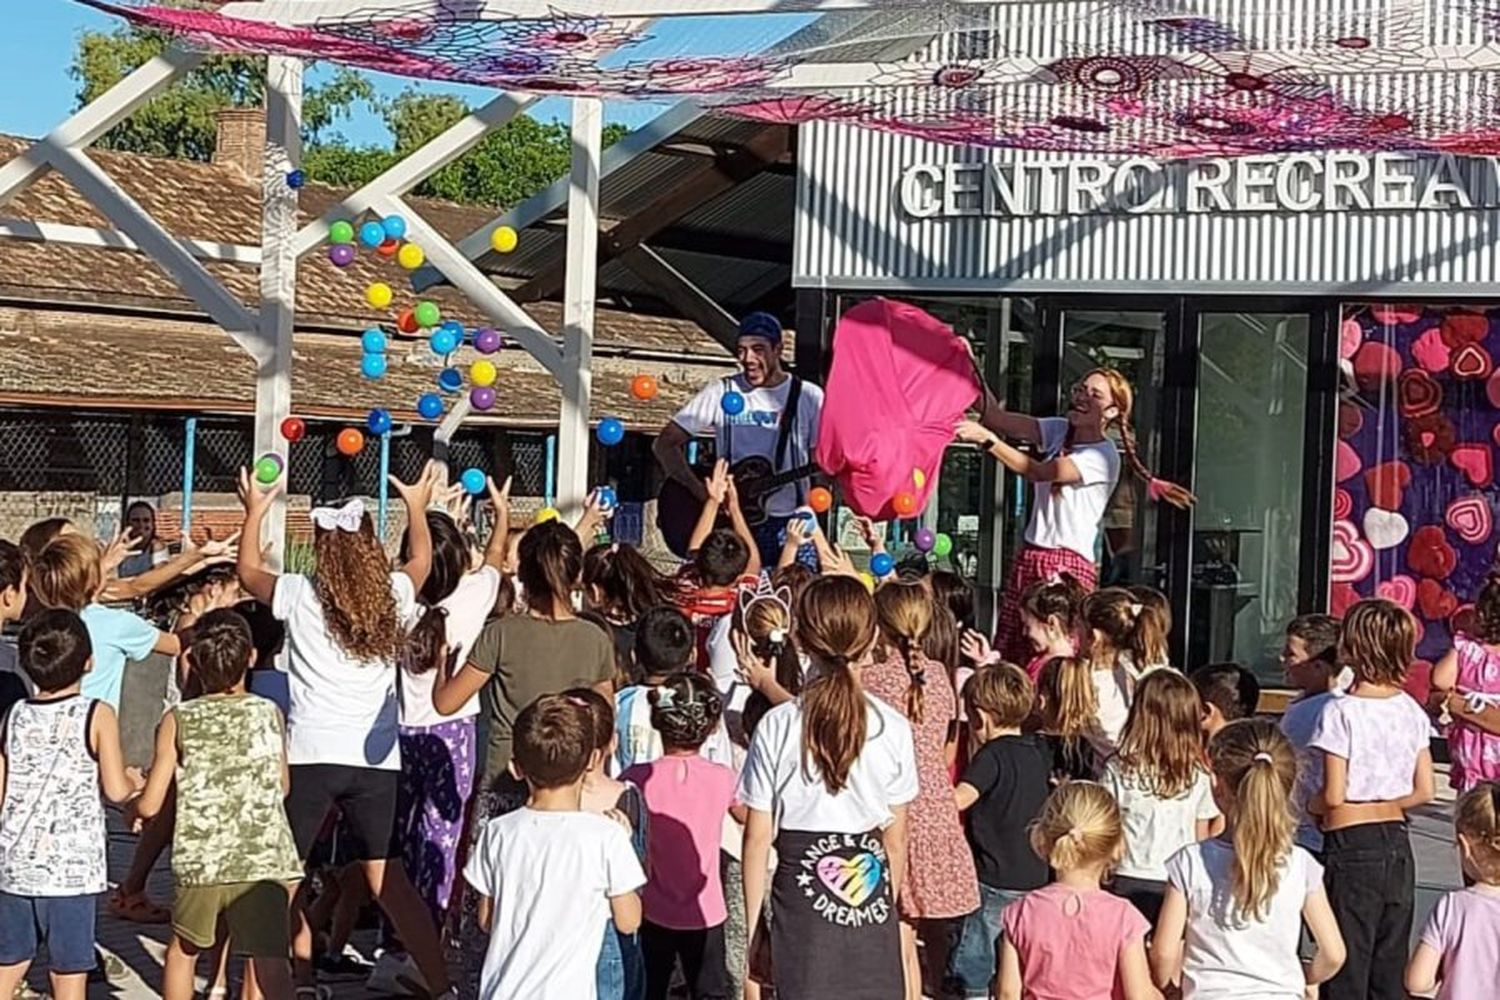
[1406,783,1500,1000]
[622,672,738,1000]
[998,782,1156,1000]
[1018,574,1084,682]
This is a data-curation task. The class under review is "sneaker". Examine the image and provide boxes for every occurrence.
[316,945,373,980]
[365,952,422,997]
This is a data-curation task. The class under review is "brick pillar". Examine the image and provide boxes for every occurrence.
[213,106,266,179]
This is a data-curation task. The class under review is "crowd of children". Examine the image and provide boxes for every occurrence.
[2,458,1500,1000]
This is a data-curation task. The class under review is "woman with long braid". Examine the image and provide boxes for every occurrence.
[956,369,1193,665]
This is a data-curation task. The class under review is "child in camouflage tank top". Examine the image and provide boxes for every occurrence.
[136,609,302,1000]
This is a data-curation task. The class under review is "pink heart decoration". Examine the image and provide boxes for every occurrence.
[1413,327,1452,373]
[1489,369,1500,408]
[1376,574,1417,611]
[1446,494,1494,545]
[1352,340,1401,390]
[1333,488,1353,520]
[1339,318,1362,359]
[1336,440,1362,483]
[1331,519,1375,584]
[1371,304,1422,326]
[1451,445,1495,488]
[1363,508,1410,550]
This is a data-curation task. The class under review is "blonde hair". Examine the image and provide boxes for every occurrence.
[30,533,102,611]
[964,662,1033,730]
[796,576,879,794]
[1208,719,1297,920]
[1041,655,1097,741]
[1029,781,1124,873]
[1338,598,1415,686]
[1116,670,1206,799]
[875,580,932,724]
[1127,585,1171,667]
[1455,783,1500,885]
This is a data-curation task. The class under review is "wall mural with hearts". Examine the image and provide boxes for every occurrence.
[1336,303,1499,665]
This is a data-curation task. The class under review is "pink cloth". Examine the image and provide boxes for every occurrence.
[1001,883,1150,1000]
[816,298,980,519]
[1450,637,1500,791]
[622,755,738,930]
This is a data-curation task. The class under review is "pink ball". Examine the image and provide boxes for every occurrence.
[474,328,502,354]
[470,386,496,411]
[328,243,356,267]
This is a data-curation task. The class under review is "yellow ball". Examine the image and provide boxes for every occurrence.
[365,282,393,309]
[471,360,498,387]
[490,226,518,253]
[535,506,560,524]
[859,571,876,593]
[397,243,425,270]
[913,468,926,489]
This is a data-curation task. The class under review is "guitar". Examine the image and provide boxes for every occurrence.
[656,456,820,559]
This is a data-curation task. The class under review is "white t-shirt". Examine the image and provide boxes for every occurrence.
[1086,662,1133,762]
[1278,691,1337,853]
[273,572,415,770]
[672,374,824,518]
[1101,759,1219,881]
[738,692,919,833]
[1166,838,1324,1000]
[1025,417,1121,560]
[1308,690,1432,803]
[463,808,646,1000]
[400,566,500,727]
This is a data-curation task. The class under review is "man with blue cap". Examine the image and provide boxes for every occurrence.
[653,312,824,567]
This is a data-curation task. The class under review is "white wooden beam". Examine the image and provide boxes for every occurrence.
[0,218,261,264]
[556,98,603,518]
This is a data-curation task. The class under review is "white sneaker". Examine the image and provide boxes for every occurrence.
[365,952,424,997]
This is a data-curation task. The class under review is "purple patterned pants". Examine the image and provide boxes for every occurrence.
[395,717,477,928]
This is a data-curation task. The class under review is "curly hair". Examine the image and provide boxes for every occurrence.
[313,512,403,664]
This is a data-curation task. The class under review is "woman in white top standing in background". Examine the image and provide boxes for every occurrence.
[739,575,918,1000]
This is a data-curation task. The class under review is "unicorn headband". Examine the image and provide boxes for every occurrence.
[738,575,793,646]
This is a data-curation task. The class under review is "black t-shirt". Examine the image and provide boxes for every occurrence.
[960,733,1053,891]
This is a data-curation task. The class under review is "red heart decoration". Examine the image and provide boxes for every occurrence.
[1421,432,1437,447]
[1365,461,1412,511]
[1488,370,1500,408]
[1336,440,1362,483]
[1353,340,1401,390]
[1418,577,1459,619]
[1445,494,1493,544]
[1450,444,1494,488]
[1372,304,1423,326]
[1333,488,1353,520]
[1397,368,1442,419]
[1376,573,1417,610]
[1331,582,1360,617]
[1413,327,1452,373]
[1441,311,1489,347]
[1408,524,1458,579]
[1405,660,1434,704]
[1452,342,1495,381]
[1338,402,1363,439]
[1331,519,1375,584]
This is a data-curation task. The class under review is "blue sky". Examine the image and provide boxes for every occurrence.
[3,4,812,143]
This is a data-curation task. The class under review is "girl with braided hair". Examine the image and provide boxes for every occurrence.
[957,367,1193,665]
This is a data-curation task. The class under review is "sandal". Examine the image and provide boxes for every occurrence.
[108,889,171,924]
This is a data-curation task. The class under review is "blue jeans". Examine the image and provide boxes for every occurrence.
[944,884,1029,999]
[597,922,646,1000]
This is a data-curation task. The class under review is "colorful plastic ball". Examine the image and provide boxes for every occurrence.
[396,309,418,335]
[859,571,876,593]
[376,238,399,258]
[460,468,486,496]
[396,242,425,270]
[417,393,444,420]
[630,374,659,401]
[437,368,464,394]
[721,391,746,416]
[914,527,936,552]
[360,328,387,354]
[254,454,283,485]
[359,221,386,248]
[490,226,518,253]
[361,353,388,379]
[933,533,954,558]
[470,360,498,387]
[328,244,356,268]
[470,386,495,411]
[596,417,625,447]
[366,283,393,309]
[913,468,927,489]
[366,408,392,435]
[414,301,442,329]
[430,327,460,356]
[440,320,465,341]
[329,220,356,245]
[870,552,895,577]
[535,506,561,524]
[594,485,618,511]
[474,328,502,354]
[336,428,365,456]
[285,169,305,189]
[381,215,407,241]
[808,486,833,513]
[280,416,306,443]
[892,491,919,517]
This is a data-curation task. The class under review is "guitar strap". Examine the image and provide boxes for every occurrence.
[774,376,805,505]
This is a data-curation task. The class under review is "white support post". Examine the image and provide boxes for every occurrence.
[556,98,603,518]
[255,56,304,568]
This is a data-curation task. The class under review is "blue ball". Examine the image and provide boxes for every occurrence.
[596,417,625,447]
[366,408,392,435]
[430,328,460,356]
[285,169,305,189]
[437,367,463,394]
[870,552,895,577]
[361,352,388,379]
[359,221,386,248]
[595,485,618,511]
[721,390,746,416]
[417,393,444,420]
[460,468,486,496]
[381,215,407,241]
[360,328,387,354]
[440,320,465,341]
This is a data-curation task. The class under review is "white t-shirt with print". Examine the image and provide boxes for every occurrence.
[1101,759,1219,881]
[463,808,646,1000]
[738,693,919,834]
[1279,690,1337,853]
[400,566,501,727]
[672,374,824,518]
[1085,662,1133,763]
[273,572,415,770]
[1166,838,1324,1000]
[1308,690,1432,803]
[1025,417,1121,561]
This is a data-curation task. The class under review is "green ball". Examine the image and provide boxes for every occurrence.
[414,301,441,329]
[254,455,282,485]
[329,220,356,245]
[932,532,953,558]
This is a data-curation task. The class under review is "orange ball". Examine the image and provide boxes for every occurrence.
[396,308,418,334]
[376,238,400,258]
[336,428,365,456]
[808,486,833,513]
[892,491,918,516]
[630,374,659,401]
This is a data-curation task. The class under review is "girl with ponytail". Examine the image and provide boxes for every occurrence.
[738,576,918,1000]
[957,367,1193,665]
[995,782,1157,1000]
[1151,719,1345,999]
[862,582,978,999]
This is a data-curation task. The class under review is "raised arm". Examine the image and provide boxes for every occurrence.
[653,422,706,501]
[724,477,762,578]
[433,661,490,717]
[100,534,240,603]
[392,461,441,592]
[975,384,1044,446]
[481,475,512,572]
[236,468,282,606]
[956,420,1080,485]
[687,459,730,555]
